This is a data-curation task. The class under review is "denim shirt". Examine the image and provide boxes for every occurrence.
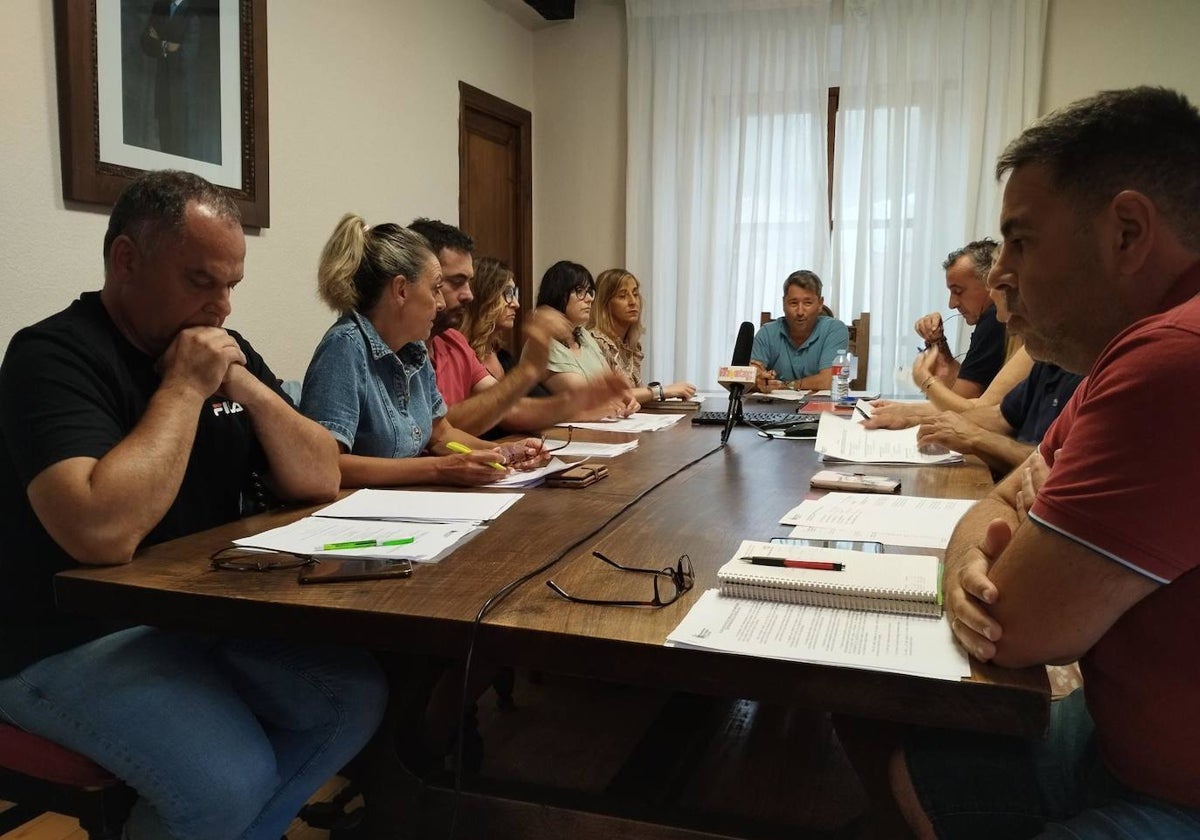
[300,311,446,459]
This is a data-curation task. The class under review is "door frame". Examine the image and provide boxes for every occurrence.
[459,82,534,333]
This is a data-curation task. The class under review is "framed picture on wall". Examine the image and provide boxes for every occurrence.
[53,0,269,227]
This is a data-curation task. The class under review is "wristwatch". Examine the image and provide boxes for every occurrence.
[648,381,665,401]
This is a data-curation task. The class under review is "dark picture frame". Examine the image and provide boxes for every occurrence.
[53,0,270,227]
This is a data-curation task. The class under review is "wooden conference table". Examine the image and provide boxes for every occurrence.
[55,417,1049,740]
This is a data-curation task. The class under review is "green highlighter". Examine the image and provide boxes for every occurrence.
[320,538,415,551]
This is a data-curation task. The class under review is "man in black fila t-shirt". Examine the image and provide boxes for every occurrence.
[0,170,386,839]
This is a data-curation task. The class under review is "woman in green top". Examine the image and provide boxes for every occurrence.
[537,261,638,415]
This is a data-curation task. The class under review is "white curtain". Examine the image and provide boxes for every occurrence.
[829,0,1045,393]
[626,0,834,389]
[626,0,1045,393]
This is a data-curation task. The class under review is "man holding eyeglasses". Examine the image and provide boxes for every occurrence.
[0,171,387,840]
[409,218,628,436]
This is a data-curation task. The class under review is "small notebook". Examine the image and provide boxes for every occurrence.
[717,540,942,617]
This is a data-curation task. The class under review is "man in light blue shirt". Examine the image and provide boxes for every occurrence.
[751,270,849,392]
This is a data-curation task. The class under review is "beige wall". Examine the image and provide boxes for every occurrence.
[0,0,533,379]
[532,0,627,284]
[1041,0,1200,112]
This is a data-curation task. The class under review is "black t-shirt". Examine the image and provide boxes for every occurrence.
[0,293,287,676]
[956,304,1006,391]
[999,362,1085,444]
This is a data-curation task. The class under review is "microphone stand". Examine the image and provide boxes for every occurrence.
[720,385,745,446]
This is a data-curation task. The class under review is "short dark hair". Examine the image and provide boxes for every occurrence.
[996,86,1200,250]
[103,169,240,264]
[536,260,594,313]
[407,218,474,256]
[941,238,998,280]
[783,269,823,297]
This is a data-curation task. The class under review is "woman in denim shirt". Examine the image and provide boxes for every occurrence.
[301,214,548,486]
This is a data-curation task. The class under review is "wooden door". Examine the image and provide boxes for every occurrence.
[459,83,533,349]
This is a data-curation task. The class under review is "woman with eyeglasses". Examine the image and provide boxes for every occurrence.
[589,268,697,405]
[459,257,530,382]
[457,258,634,429]
[536,261,640,416]
[299,214,549,487]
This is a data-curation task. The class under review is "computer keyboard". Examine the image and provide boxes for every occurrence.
[692,410,821,427]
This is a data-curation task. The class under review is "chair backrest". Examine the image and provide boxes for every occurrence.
[847,312,870,392]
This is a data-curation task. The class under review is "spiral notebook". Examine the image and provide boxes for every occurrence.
[718,540,942,617]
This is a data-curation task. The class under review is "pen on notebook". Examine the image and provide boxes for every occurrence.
[321,537,416,551]
[445,441,506,471]
[740,556,845,571]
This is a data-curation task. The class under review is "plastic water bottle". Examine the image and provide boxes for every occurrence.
[831,349,850,402]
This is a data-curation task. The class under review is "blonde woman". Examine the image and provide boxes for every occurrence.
[299,214,548,486]
[589,268,696,404]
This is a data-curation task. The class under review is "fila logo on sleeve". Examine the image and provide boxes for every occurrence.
[211,400,244,416]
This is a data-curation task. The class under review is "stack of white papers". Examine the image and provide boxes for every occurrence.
[814,412,963,465]
[483,457,572,488]
[560,412,686,433]
[313,489,523,524]
[749,389,810,403]
[809,389,882,400]
[666,590,971,681]
[543,440,638,458]
[234,517,478,563]
[779,492,976,549]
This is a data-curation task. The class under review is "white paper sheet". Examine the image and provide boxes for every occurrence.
[234,516,480,563]
[482,457,574,488]
[666,589,971,681]
[779,492,976,549]
[313,489,522,523]
[541,440,639,458]
[814,412,963,465]
[748,389,811,403]
[559,412,686,433]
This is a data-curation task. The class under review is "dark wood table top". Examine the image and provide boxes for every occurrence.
[56,419,1049,736]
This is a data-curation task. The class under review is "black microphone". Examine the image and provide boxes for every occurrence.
[720,321,756,445]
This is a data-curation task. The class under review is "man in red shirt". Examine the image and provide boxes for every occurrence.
[409,219,626,434]
[893,87,1200,838]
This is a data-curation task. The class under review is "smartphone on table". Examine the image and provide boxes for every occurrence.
[298,557,414,584]
[770,537,883,553]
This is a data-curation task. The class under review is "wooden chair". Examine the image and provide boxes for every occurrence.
[847,311,870,391]
[0,722,135,839]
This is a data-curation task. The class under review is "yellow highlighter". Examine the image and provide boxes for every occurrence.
[445,441,506,472]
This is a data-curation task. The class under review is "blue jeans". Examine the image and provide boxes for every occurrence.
[0,626,387,840]
[904,690,1200,840]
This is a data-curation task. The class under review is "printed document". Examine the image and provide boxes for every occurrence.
[542,440,638,458]
[814,412,963,465]
[666,589,971,681]
[779,492,976,549]
[558,412,685,433]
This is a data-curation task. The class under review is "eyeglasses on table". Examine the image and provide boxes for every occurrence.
[540,425,574,454]
[547,551,694,608]
[209,546,319,572]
